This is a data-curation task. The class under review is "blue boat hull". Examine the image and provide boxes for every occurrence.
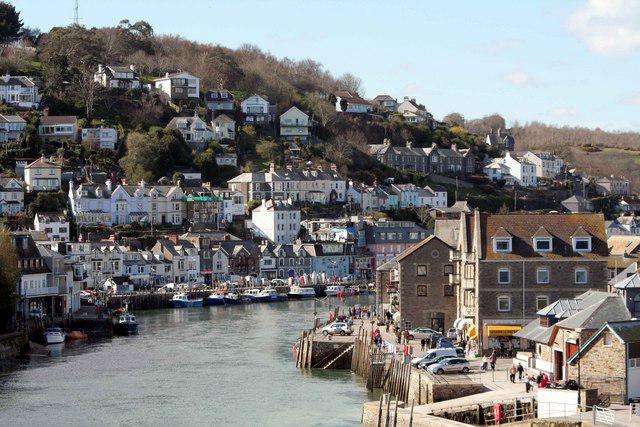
[205,297,225,306]
[114,322,138,335]
[171,299,203,308]
[223,297,240,305]
[256,295,288,303]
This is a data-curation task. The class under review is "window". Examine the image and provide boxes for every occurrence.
[536,268,549,284]
[534,238,552,252]
[443,284,454,296]
[443,264,454,276]
[498,296,511,312]
[603,332,612,347]
[572,237,592,252]
[416,285,428,296]
[498,268,511,284]
[575,268,588,284]
[536,296,549,310]
[494,238,512,253]
[417,265,427,276]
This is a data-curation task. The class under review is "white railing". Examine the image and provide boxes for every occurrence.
[24,286,61,297]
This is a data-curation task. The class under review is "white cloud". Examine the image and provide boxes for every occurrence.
[503,70,540,87]
[621,93,640,105]
[548,107,577,117]
[569,0,640,56]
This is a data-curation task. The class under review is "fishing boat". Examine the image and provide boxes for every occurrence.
[205,292,225,306]
[170,293,203,308]
[348,285,360,296]
[113,313,139,335]
[325,285,345,296]
[223,292,241,305]
[241,288,261,302]
[287,285,316,299]
[44,327,66,345]
[256,288,288,303]
[66,330,88,341]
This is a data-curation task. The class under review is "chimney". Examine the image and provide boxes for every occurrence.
[139,179,146,188]
[431,142,437,149]
[403,96,409,101]
[98,64,104,73]
[129,64,136,71]
[3,73,10,83]
[411,98,416,103]
[406,141,413,148]
[383,138,391,146]
[451,143,457,152]
[261,198,267,207]
[269,163,275,173]
[105,179,112,191]
[330,163,338,172]
[165,72,170,78]
[286,164,293,171]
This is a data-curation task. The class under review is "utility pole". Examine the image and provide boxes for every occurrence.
[73,0,79,26]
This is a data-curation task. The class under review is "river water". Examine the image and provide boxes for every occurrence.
[0,296,377,426]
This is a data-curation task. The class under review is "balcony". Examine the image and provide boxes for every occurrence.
[449,273,461,285]
[24,286,61,297]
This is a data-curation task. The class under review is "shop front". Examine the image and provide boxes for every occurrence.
[486,325,522,356]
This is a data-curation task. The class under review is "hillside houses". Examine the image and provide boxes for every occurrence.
[484,152,537,187]
[94,64,140,90]
[153,71,200,102]
[368,140,475,175]
[228,164,346,204]
[0,114,26,143]
[0,177,25,215]
[241,94,276,125]
[334,91,372,113]
[211,114,235,140]
[204,89,234,112]
[279,106,311,142]
[38,116,78,143]
[165,114,213,150]
[0,74,40,108]
[396,96,433,125]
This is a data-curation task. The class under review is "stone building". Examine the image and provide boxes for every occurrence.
[452,211,609,352]
[393,236,456,332]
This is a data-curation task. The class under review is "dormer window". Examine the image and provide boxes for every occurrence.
[494,238,512,253]
[572,237,591,252]
[534,237,552,252]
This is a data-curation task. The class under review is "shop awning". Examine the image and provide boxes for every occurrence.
[486,325,522,337]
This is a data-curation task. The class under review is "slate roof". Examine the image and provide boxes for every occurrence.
[613,272,640,289]
[608,320,640,343]
[480,213,608,260]
[334,90,369,105]
[204,89,234,101]
[0,75,35,87]
[40,116,77,126]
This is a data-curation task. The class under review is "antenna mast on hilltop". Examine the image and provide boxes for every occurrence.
[73,0,79,25]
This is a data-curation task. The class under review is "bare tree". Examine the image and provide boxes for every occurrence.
[337,73,363,95]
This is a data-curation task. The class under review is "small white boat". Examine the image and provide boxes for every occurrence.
[256,288,288,302]
[44,327,66,345]
[241,288,262,302]
[325,285,346,296]
[288,286,316,299]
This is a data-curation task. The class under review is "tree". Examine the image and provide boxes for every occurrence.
[256,139,285,164]
[29,192,68,215]
[339,98,348,112]
[0,227,18,332]
[120,129,192,183]
[0,2,22,45]
[172,172,185,185]
[304,93,337,128]
[337,73,363,95]
[194,148,220,184]
[443,112,465,127]
[71,61,102,119]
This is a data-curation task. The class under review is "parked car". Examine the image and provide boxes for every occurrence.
[447,328,457,339]
[428,357,470,374]
[417,355,456,370]
[437,337,455,348]
[322,322,353,336]
[407,327,439,340]
[270,279,286,286]
[410,348,459,366]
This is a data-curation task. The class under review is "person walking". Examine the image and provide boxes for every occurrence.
[481,355,488,371]
[509,365,516,383]
[517,363,524,381]
[420,338,426,351]
[490,349,497,371]
[525,376,533,393]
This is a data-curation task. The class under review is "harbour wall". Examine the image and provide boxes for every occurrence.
[0,332,29,360]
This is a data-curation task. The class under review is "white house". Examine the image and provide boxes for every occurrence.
[0,114,27,143]
[24,156,62,192]
[0,74,40,108]
[153,71,200,102]
[34,212,70,242]
[166,114,213,150]
[94,64,140,90]
[0,177,25,215]
[522,151,564,179]
[485,152,537,187]
[334,91,372,113]
[279,106,311,142]
[241,94,275,125]
[38,116,78,143]
[204,89,234,111]
[396,96,432,124]
[81,127,118,150]
[251,198,301,244]
[152,237,201,284]
[211,114,235,140]
[211,188,244,222]
[69,179,185,226]
[422,185,448,208]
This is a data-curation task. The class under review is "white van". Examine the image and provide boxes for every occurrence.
[410,348,462,366]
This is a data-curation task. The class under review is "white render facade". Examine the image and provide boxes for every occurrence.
[81,127,118,150]
[251,199,301,244]
[34,213,70,242]
[522,151,564,179]
[94,65,141,90]
[0,74,40,108]
[279,106,311,141]
[69,180,185,226]
[153,72,200,102]
[486,152,538,187]
[24,156,62,192]
[0,177,25,215]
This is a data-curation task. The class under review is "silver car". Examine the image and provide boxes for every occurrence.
[428,357,470,374]
[321,322,353,336]
[407,327,438,340]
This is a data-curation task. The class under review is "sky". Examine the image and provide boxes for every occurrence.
[9,0,640,131]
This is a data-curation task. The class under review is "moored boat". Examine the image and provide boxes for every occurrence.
[348,285,360,296]
[170,293,203,308]
[241,288,261,302]
[325,285,345,296]
[256,288,288,303]
[205,292,225,306]
[113,313,138,335]
[223,292,241,305]
[287,285,316,299]
[44,327,66,345]
[66,330,88,341]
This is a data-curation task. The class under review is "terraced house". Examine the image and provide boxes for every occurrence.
[451,211,609,353]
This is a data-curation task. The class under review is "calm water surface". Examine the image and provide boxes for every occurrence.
[0,296,377,426]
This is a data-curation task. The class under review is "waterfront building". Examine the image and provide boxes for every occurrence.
[452,211,609,352]
[152,236,201,284]
[362,219,429,270]
[259,243,312,280]
[251,198,300,245]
